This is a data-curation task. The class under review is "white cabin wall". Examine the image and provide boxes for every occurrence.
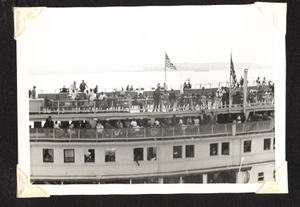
[248,163,275,183]
[30,133,275,178]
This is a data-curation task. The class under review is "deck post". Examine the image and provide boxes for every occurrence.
[94,101,96,113]
[203,174,208,184]
[158,177,163,184]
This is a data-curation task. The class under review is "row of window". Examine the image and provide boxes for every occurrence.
[43,148,157,163]
[42,138,275,163]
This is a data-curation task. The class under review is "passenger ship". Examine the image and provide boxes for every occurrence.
[29,70,275,185]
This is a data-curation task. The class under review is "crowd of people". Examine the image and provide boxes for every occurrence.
[35,110,274,139]
[31,77,274,113]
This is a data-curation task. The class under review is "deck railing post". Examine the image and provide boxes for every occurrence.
[129,99,132,113]
[76,100,78,113]
[58,101,60,115]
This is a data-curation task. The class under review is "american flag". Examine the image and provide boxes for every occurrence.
[165,52,177,70]
[230,52,237,86]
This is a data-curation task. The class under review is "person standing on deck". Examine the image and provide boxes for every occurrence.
[31,86,36,99]
[256,77,261,89]
[262,77,267,85]
[187,80,192,89]
[169,89,176,111]
[69,81,78,92]
[163,83,168,90]
[152,86,161,112]
[94,85,98,94]
[79,80,88,92]
[240,77,244,87]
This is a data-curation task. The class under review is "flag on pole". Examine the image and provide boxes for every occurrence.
[165,52,177,70]
[230,52,237,86]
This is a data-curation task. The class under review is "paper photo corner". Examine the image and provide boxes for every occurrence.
[14,7,46,40]
[17,165,49,198]
[256,161,288,194]
[254,2,287,35]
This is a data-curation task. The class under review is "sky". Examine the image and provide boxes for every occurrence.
[19,5,277,75]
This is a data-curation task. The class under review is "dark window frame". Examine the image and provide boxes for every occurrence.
[147,147,157,161]
[258,172,264,181]
[173,146,182,159]
[43,149,54,163]
[243,140,252,153]
[64,149,75,163]
[210,143,218,156]
[134,148,144,161]
[105,148,116,162]
[264,138,271,151]
[185,145,194,158]
[84,149,95,163]
[221,142,230,155]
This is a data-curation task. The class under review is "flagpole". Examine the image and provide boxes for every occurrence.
[229,51,232,109]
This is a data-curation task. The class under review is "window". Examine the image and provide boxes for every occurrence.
[84,149,95,163]
[43,149,53,163]
[273,137,275,150]
[173,146,182,159]
[186,145,194,158]
[243,140,251,153]
[221,142,230,155]
[134,148,143,161]
[105,148,116,162]
[147,147,157,161]
[258,172,264,181]
[210,143,218,156]
[264,139,271,150]
[64,149,75,163]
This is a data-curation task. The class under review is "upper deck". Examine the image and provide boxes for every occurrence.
[29,84,274,121]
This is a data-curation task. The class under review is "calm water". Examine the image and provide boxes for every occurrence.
[29,69,274,93]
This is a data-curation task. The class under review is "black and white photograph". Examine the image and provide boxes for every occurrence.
[16,4,286,195]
